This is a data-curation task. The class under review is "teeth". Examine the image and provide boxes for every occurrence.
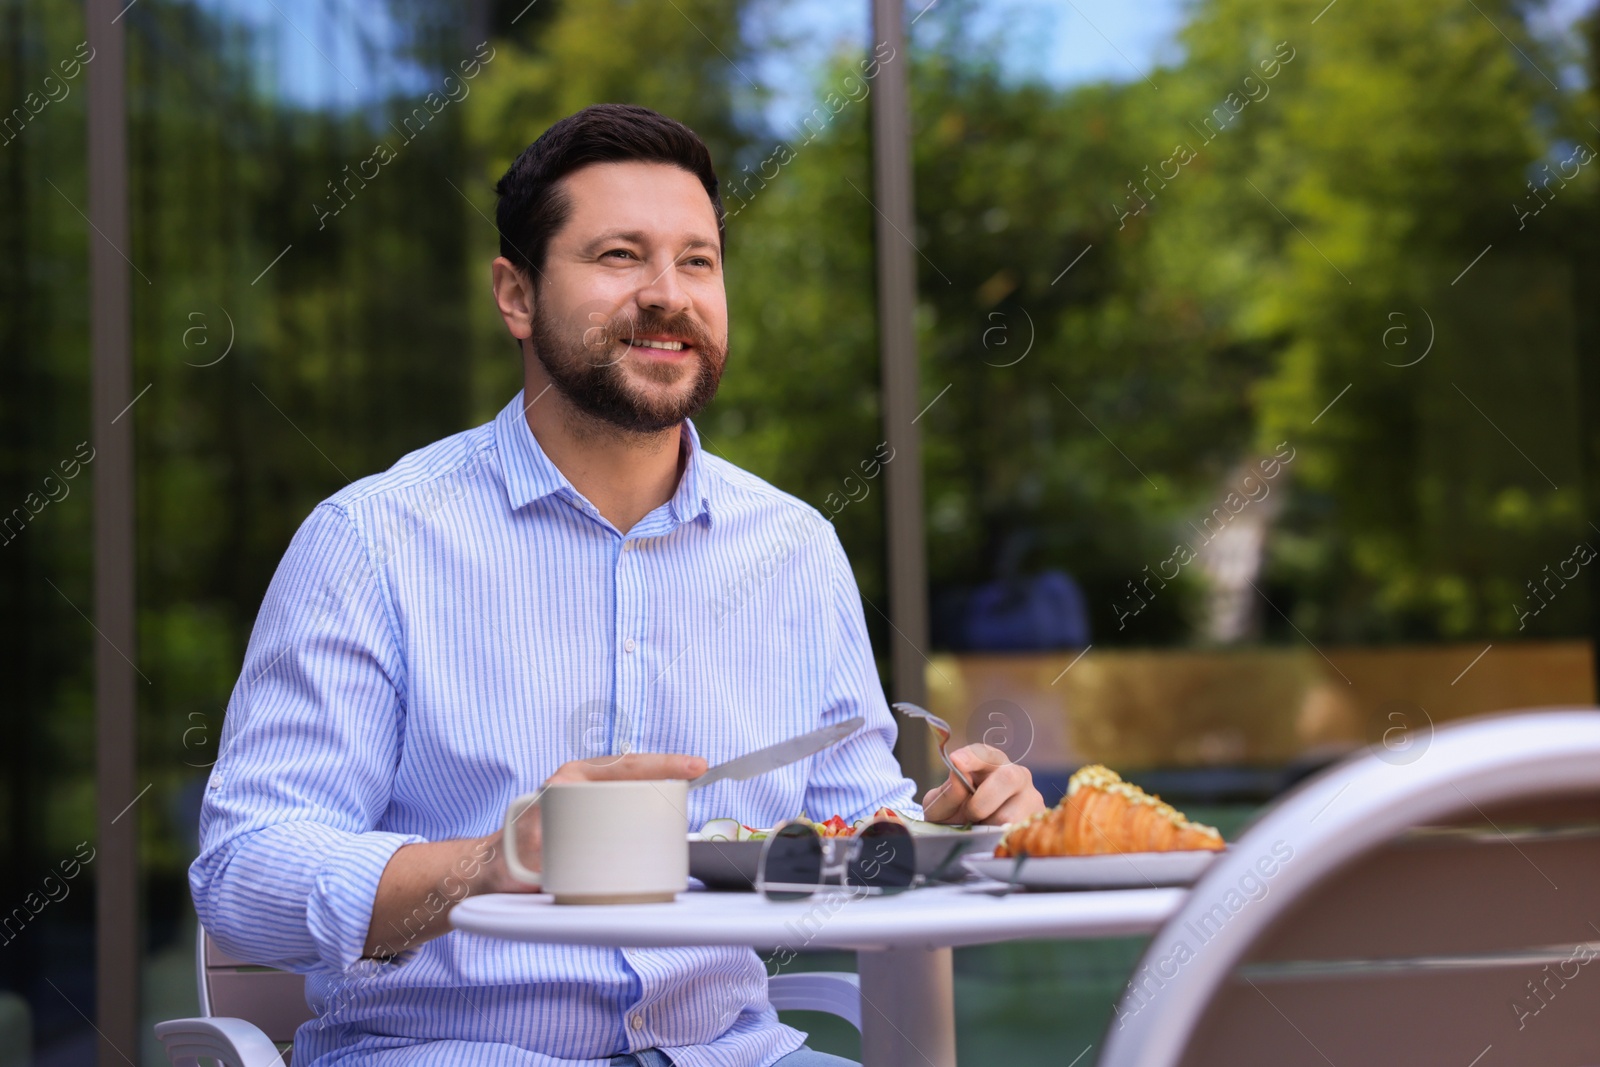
[628,338,685,351]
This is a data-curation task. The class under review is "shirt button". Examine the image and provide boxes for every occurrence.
[624,638,636,653]
[631,1013,645,1030]
[622,540,636,552]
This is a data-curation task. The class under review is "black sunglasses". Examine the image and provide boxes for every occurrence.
[754,817,919,901]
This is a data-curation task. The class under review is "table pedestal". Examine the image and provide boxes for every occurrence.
[856,946,956,1067]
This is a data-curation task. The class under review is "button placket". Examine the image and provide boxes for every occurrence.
[615,535,642,758]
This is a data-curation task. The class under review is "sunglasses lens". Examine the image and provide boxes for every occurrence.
[759,822,824,901]
[847,820,916,891]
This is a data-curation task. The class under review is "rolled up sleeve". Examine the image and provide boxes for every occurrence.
[801,527,922,824]
[190,503,424,974]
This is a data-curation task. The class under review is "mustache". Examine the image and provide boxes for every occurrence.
[582,309,717,356]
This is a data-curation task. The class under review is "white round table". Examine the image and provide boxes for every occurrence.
[452,883,1183,1067]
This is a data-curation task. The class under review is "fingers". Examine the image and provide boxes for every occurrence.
[926,743,1011,823]
[964,763,1035,824]
[980,782,1046,827]
[924,760,1044,826]
[948,743,1011,778]
[920,775,970,824]
[549,753,707,783]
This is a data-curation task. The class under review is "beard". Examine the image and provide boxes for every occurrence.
[531,303,726,436]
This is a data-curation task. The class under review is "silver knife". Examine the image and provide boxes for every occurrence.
[688,717,864,791]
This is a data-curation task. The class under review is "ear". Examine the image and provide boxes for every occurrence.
[491,256,535,347]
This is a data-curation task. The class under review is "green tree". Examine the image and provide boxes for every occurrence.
[896,0,1596,646]
[1171,0,1594,640]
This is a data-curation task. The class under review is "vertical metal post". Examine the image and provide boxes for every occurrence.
[1576,15,1600,701]
[1584,0,1600,702]
[870,0,933,788]
[88,1,139,1061]
[1578,232,1600,702]
[858,947,958,1067]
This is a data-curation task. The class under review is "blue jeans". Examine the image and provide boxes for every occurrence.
[610,1049,857,1067]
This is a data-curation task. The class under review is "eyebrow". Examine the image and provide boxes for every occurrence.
[580,230,721,256]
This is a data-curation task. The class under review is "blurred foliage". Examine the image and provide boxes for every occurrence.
[0,0,98,1020]
[892,0,1599,646]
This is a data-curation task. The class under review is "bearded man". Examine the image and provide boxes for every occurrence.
[191,103,1042,1067]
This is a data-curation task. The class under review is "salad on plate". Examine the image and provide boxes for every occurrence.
[696,807,979,841]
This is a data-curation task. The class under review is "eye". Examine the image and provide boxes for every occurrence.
[602,248,637,261]
[684,255,716,269]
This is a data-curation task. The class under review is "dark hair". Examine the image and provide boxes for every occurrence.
[494,104,724,282]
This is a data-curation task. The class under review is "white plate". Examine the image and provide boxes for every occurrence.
[690,826,1006,890]
[962,848,1222,889]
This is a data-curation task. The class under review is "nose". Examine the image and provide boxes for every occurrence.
[634,255,692,317]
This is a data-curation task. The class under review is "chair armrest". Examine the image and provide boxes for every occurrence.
[767,971,862,1031]
[154,1017,287,1067]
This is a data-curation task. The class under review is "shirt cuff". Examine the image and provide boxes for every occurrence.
[306,830,426,972]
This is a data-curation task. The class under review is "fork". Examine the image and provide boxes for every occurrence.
[892,702,976,796]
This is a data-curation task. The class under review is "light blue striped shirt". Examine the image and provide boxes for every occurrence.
[191,392,918,1067]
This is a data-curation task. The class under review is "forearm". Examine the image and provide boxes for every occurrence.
[362,832,516,959]
[361,753,705,959]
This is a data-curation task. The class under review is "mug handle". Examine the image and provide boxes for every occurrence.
[502,790,543,885]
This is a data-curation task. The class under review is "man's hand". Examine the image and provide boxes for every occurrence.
[920,744,1044,827]
[493,753,706,893]
[363,752,703,959]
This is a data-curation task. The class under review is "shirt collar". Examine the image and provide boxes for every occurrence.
[493,391,714,527]
[493,392,570,510]
[670,418,714,526]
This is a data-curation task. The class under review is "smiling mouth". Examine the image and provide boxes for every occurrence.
[627,338,687,352]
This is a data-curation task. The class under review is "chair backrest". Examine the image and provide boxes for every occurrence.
[1098,708,1600,1067]
[199,927,313,1045]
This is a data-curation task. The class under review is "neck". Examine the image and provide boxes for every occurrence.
[521,359,686,534]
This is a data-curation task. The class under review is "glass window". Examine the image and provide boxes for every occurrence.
[913,0,1597,821]
[910,0,1597,1051]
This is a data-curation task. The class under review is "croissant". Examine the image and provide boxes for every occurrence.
[996,765,1223,857]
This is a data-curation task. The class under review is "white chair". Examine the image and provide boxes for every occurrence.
[1098,708,1600,1067]
[156,927,862,1066]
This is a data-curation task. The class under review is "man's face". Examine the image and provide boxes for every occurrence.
[530,161,728,434]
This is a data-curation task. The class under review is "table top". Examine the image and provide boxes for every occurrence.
[451,883,1185,952]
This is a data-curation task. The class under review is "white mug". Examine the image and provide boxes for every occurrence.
[503,779,688,905]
